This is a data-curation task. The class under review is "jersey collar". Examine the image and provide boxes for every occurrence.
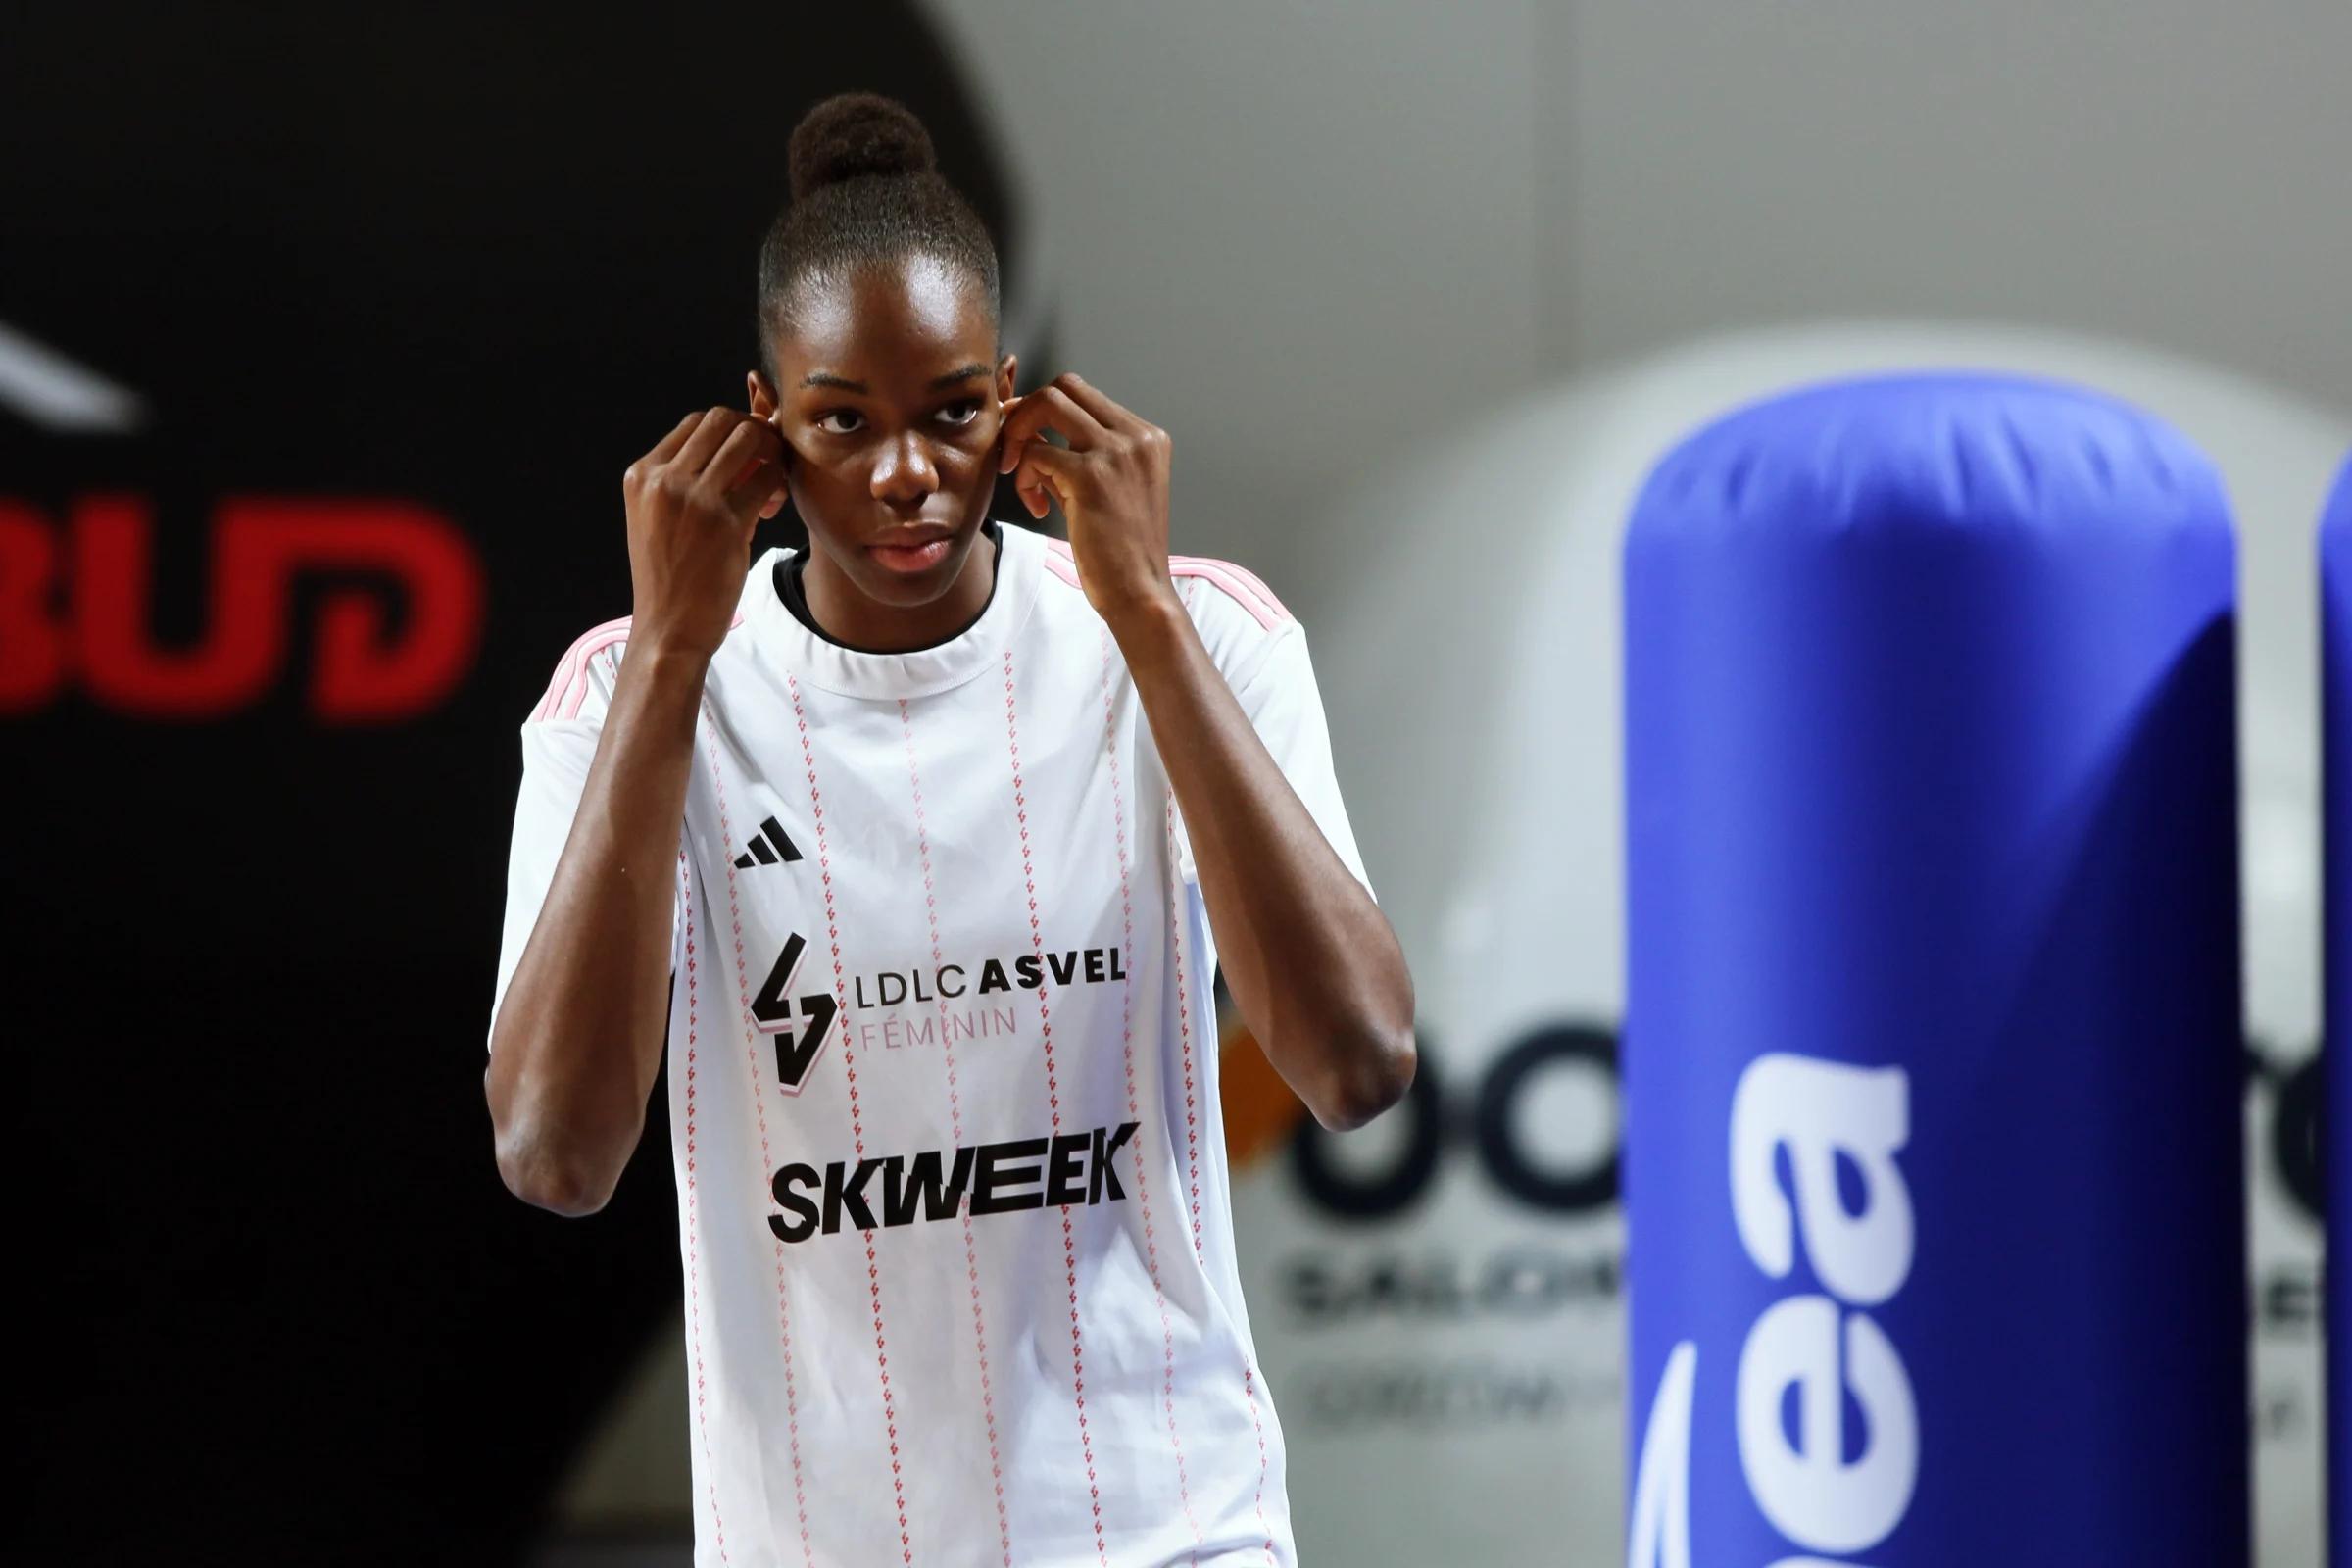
[742,518,1043,701]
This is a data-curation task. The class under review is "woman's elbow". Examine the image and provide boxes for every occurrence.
[487,1080,631,1218]
[495,1134,621,1217]
[1310,1022,1418,1133]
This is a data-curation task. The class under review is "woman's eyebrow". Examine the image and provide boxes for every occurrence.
[798,364,987,394]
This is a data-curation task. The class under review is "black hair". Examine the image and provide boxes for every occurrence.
[756,92,1002,381]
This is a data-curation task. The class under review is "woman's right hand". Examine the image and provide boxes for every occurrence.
[622,407,791,662]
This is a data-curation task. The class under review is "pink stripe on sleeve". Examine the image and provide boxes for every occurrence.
[531,610,748,722]
[1168,557,1287,629]
[532,615,630,721]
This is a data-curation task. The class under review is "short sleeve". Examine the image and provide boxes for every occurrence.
[1228,619,1377,904]
[486,637,683,1052]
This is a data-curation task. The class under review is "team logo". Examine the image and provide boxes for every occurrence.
[746,925,1127,1090]
[751,932,840,1093]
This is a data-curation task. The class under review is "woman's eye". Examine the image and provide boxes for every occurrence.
[816,410,864,435]
[938,399,982,427]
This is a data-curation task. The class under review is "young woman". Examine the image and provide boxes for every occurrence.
[484,93,1415,1567]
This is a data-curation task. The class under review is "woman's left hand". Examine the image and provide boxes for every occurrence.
[997,372,1177,625]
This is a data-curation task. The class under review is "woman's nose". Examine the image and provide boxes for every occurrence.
[870,433,938,504]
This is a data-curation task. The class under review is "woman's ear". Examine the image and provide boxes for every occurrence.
[995,354,1019,405]
[745,369,794,522]
[747,368,779,421]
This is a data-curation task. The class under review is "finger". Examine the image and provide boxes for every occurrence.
[643,410,704,468]
[733,461,790,525]
[996,389,1096,478]
[742,462,791,522]
[990,393,1025,475]
[710,420,789,515]
[1011,440,1078,518]
[1016,470,1054,519]
[998,384,1106,461]
[1051,372,1140,433]
[672,406,751,479]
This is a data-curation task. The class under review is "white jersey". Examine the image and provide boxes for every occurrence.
[489,519,1372,1567]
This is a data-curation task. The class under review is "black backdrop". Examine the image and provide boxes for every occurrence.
[3,7,1034,1556]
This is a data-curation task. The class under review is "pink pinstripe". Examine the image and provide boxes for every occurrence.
[676,851,733,1565]
[898,695,1016,1568]
[1164,789,1277,1565]
[1093,626,1205,1560]
[788,672,916,1567]
[1004,647,1112,1567]
[1164,792,1205,1259]
[700,721,814,1565]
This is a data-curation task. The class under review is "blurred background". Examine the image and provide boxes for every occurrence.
[4,2,2345,1562]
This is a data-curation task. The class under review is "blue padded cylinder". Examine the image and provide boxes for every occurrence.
[1622,374,2246,1566]
[2327,456,2352,1568]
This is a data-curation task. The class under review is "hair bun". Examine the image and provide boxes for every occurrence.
[788,93,937,201]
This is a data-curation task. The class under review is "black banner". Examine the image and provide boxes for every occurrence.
[3,7,1033,1557]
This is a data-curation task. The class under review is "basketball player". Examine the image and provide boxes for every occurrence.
[484,92,1416,1567]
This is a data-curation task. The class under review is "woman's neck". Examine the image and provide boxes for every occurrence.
[798,521,1001,653]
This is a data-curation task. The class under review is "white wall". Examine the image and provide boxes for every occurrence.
[1554,4,2352,403]
[929,0,1547,612]
[934,0,2351,620]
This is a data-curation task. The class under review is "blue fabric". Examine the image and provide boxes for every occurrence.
[2325,454,2352,1568]
[1622,373,2247,1565]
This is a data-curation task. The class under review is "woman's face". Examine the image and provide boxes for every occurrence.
[749,252,1016,611]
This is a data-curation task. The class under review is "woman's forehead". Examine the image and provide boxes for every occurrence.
[776,254,993,381]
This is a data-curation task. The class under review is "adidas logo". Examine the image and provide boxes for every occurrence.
[734,816,804,869]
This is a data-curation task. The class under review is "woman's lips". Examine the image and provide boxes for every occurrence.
[868,535,954,573]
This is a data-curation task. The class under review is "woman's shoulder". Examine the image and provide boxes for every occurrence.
[522,608,747,726]
[1164,554,1299,691]
[1166,553,1292,634]
[1035,535,1293,631]
[1036,535,1298,684]
[526,613,637,724]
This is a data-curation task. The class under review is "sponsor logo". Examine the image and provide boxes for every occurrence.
[770,1121,1141,1243]
[844,945,1129,1008]
[1629,1054,1918,1568]
[0,319,144,434]
[732,815,803,868]
[0,493,483,722]
[1224,1010,2314,1452]
[751,931,1129,1091]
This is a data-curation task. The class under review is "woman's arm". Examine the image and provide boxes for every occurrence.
[486,647,707,1214]
[485,407,788,1214]
[998,374,1416,1130]
[1118,602,1416,1129]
